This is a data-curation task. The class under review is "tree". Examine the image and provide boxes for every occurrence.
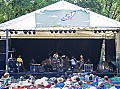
[0,0,120,23]
[98,0,120,21]
[71,0,120,21]
[0,0,59,23]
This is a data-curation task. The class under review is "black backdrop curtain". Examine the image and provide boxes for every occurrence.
[1,39,116,71]
[0,40,6,70]
[105,39,116,61]
[10,39,103,71]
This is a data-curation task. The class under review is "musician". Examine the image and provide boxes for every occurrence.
[70,56,76,71]
[79,55,84,62]
[53,52,59,59]
[52,52,60,68]
[16,55,24,72]
[79,55,84,71]
[48,57,52,65]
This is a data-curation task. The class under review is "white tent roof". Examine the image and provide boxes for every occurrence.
[0,0,120,30]
[0,0,120,39]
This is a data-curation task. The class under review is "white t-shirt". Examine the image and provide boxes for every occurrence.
[53,53,59,59]
[71,59,76,65]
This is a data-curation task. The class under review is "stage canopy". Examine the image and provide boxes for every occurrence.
[0,0,120,39]
[0,0,119,70]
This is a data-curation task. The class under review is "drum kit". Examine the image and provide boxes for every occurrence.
[37,54,71,72]
[41,56,64,72]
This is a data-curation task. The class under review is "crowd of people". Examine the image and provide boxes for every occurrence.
[0,72,120,89]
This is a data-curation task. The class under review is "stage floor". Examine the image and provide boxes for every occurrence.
[0,71,118,79]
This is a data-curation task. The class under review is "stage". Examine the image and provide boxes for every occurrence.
[0,70,118,79]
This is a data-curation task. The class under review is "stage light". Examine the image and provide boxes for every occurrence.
[33,30,36,34]
[73,30,76,33]
[94,30,97,33]
[64,30,67,33]
[116,30,119,33]
[98,30,101,33]
[23,30,27,34]
[28,31,31,34]
[9,29,13,34]
[112,30,114,32]
[10,31,13,34]
[68,30,72,33]
[102,30,106,33]
[111,30,115,33]
[15,30,18,34]
[55,30,58,33]
[59,30,63,33]
[3,30,6,32]
[50,30,53,33]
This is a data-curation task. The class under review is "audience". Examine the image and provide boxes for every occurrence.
[0,72,120,89]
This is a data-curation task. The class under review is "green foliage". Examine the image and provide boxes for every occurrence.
[0,0,120,23]
[74,0,120,21]
[97,0,120,20]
